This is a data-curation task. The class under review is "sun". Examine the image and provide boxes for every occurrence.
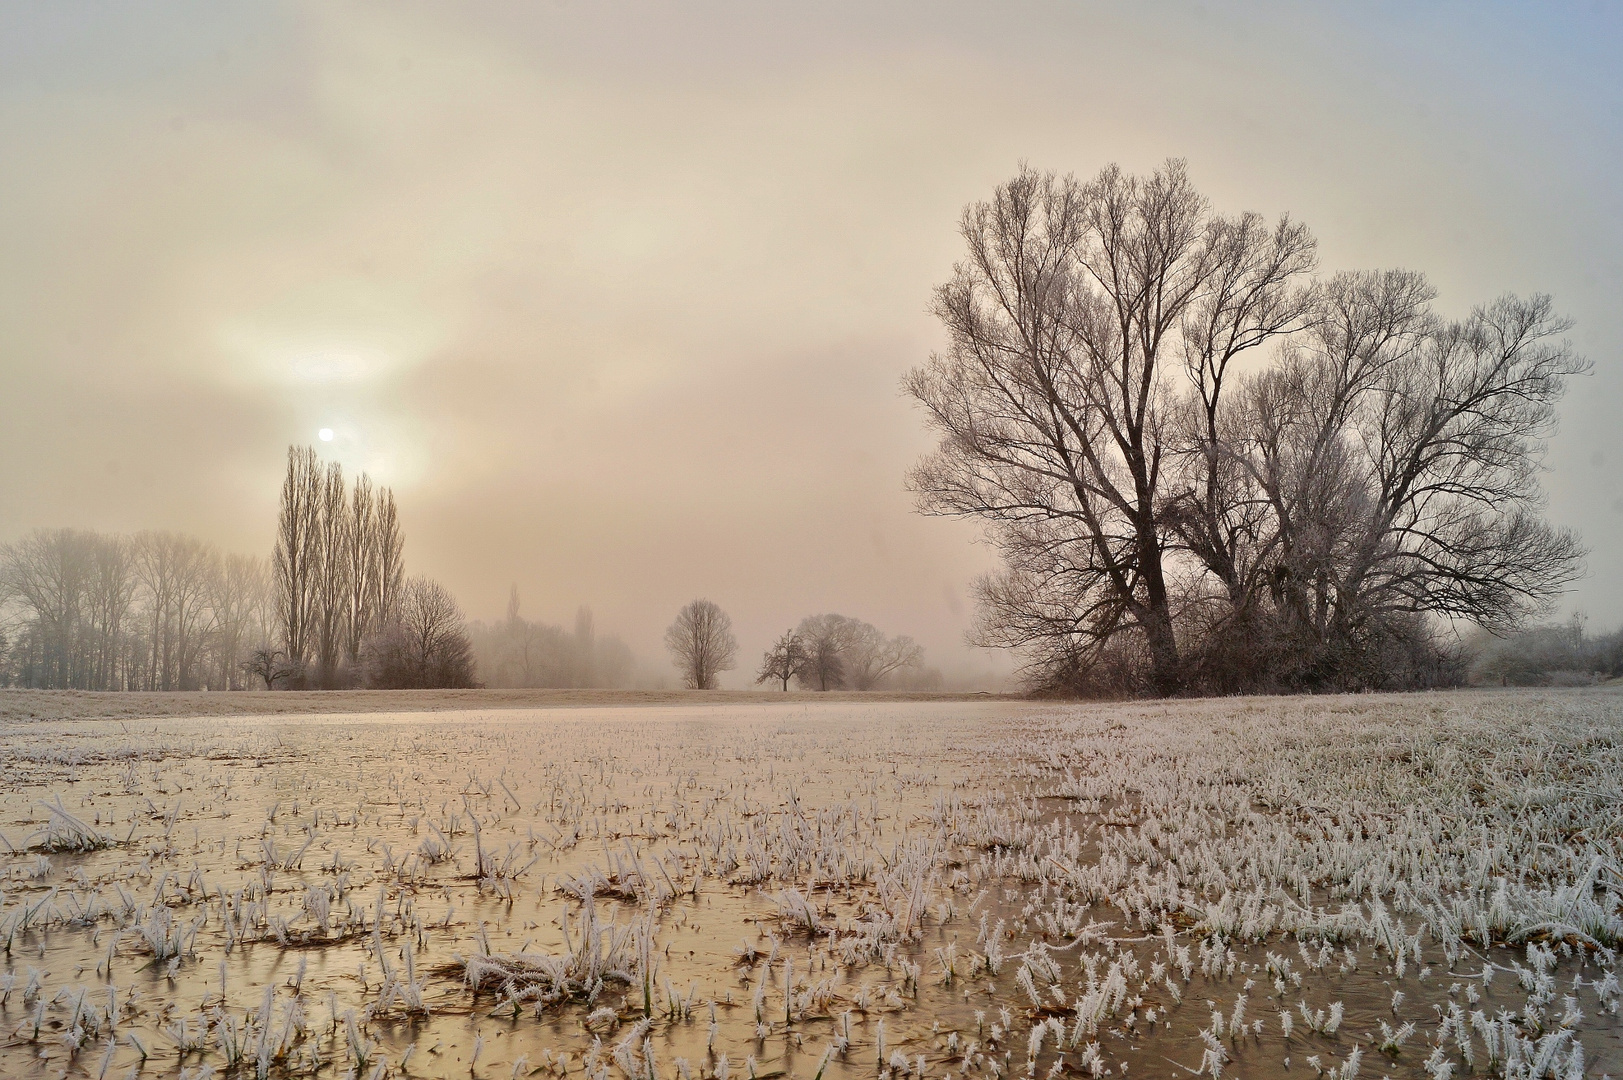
[318,428,334,442]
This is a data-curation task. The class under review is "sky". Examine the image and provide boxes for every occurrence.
[1,1,1620,687]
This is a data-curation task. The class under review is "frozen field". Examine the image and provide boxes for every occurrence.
[1,691,1621,1080]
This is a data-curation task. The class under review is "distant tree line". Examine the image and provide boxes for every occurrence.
[756,613,935,691]
[907,160,1588,696]
[269,445,474,689]
[0,528,273,689]
[467,588,636,688]
[1465,615,1623,687]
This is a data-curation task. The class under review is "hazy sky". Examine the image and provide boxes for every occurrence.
[2,2,1619,686]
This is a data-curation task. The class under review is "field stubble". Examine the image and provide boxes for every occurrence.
[0,690,1620,1080]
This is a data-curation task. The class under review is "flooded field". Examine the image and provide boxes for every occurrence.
[2,691,1621,1080]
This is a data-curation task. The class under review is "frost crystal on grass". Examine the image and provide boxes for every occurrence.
[2,692,1622,1079]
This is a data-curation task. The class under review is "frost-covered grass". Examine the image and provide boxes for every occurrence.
[0,690,1619,1080]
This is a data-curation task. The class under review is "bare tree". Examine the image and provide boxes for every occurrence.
[908,160,1582,696]
[843,622,924,690]
[573,606,597,688]
[792,614,923,690]
[242,646,294,689]
[0,529,93,688]
[133,531,216,690]
[755,629,806,691]
[310,461,350,686]
[1220,284,1586,687]
[270,447,404,689]
[99,537,137,688]
[343,472,377,668]
[133,531,176,690]
[1,528,273,690]
[373,487,405,619]
[366,576,477,689]
[493,584,544,685]
[1164,269,1440,689]
[211,553,271,689]
[794,613,852,690]
[272,446,323,677]
[664,599,736,689]
[907,162,1313,694]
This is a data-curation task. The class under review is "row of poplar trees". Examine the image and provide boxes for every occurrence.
[272,445,405,687]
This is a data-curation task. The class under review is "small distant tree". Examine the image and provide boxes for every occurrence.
[792,613,925,690]
[665,599,737,690]
[465,588,638,689]
[755,629,806,691]
[242,647,293,689]
[796,613,854,690]
[844,623,925,690]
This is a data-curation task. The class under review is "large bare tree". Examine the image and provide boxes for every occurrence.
[1220,282,1584,686]
[1165,269,1439,687]
[908,161,1584,695]
[665,599,737,690]
[907,161,1314,693]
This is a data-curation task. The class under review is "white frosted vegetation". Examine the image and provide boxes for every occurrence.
[0,692,1619,1080]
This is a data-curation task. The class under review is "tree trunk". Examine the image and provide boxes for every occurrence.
[1140,604,1182,696]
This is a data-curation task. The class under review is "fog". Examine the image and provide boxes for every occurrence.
[2,2,1619,687]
